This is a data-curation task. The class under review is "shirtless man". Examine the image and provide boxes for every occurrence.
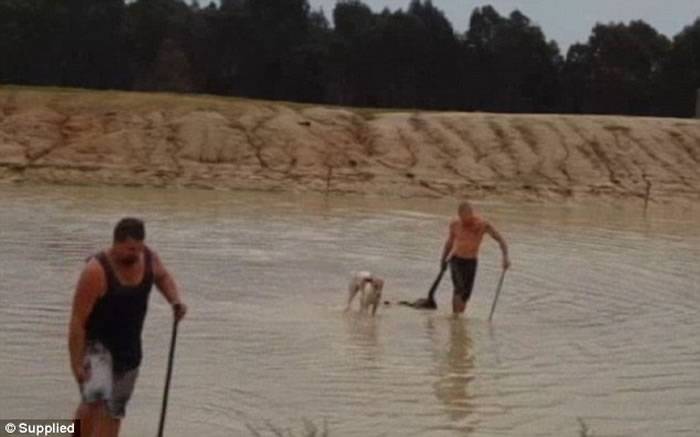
[68,218,187,437]
[440,201,510,314]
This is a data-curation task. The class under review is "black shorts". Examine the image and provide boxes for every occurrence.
[450,257,478,302]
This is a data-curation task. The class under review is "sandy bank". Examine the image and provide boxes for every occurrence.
[1,86,698,204]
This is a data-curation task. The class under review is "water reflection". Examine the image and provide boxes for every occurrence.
[428,318,474,424]
[343,311,382,363]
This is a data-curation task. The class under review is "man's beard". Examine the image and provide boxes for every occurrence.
[117,255,139,266]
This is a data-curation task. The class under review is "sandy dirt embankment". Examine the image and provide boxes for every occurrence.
[1,87,698,203]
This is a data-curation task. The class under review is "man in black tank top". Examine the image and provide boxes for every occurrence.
[68,218,187,437]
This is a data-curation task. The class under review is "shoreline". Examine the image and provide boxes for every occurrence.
[1,86,699,205]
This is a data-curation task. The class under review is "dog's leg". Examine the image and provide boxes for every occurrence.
[360,282,373,314]
[345,289,356,312]
[345,278,359,312]
[372,279,384,316]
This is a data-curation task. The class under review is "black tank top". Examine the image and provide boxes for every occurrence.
[85,248,154,372]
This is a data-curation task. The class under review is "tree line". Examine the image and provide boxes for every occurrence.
[1,0,699,117]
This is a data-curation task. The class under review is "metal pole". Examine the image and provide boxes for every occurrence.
[488,270,507,321]
[157,318,179,437]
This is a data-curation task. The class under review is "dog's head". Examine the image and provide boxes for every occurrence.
[350,271,384,295]
[361,276,384,295]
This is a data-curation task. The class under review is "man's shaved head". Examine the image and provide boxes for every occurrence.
[458,201,473,215]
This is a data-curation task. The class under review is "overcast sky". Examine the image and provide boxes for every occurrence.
[307,0,700,51]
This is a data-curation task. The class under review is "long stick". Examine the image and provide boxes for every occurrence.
[157,317,179,437]
[488,270,507,321]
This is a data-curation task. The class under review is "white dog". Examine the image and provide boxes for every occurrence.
[345,271,384,315]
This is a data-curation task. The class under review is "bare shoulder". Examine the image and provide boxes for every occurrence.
[75,256,106,298]
[70,256,107,320]
[484,220,505,238]
[148,246,161,263]
[146,245,167,267]
[81,256,105,282]
[485,219,497,232]
[147,246,168,279]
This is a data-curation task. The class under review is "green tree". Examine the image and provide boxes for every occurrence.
[561,43,591,113]
[407,0,460,108]
[656,18,700,117]
[464,7,562,112]
[126,0,196,91]
[0,0,129,88]
[327,0,377,105]
[565,21,670,115]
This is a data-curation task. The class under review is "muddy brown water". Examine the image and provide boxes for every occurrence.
[0,186,698,436]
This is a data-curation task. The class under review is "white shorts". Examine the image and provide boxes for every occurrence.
[80,342,139,418]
